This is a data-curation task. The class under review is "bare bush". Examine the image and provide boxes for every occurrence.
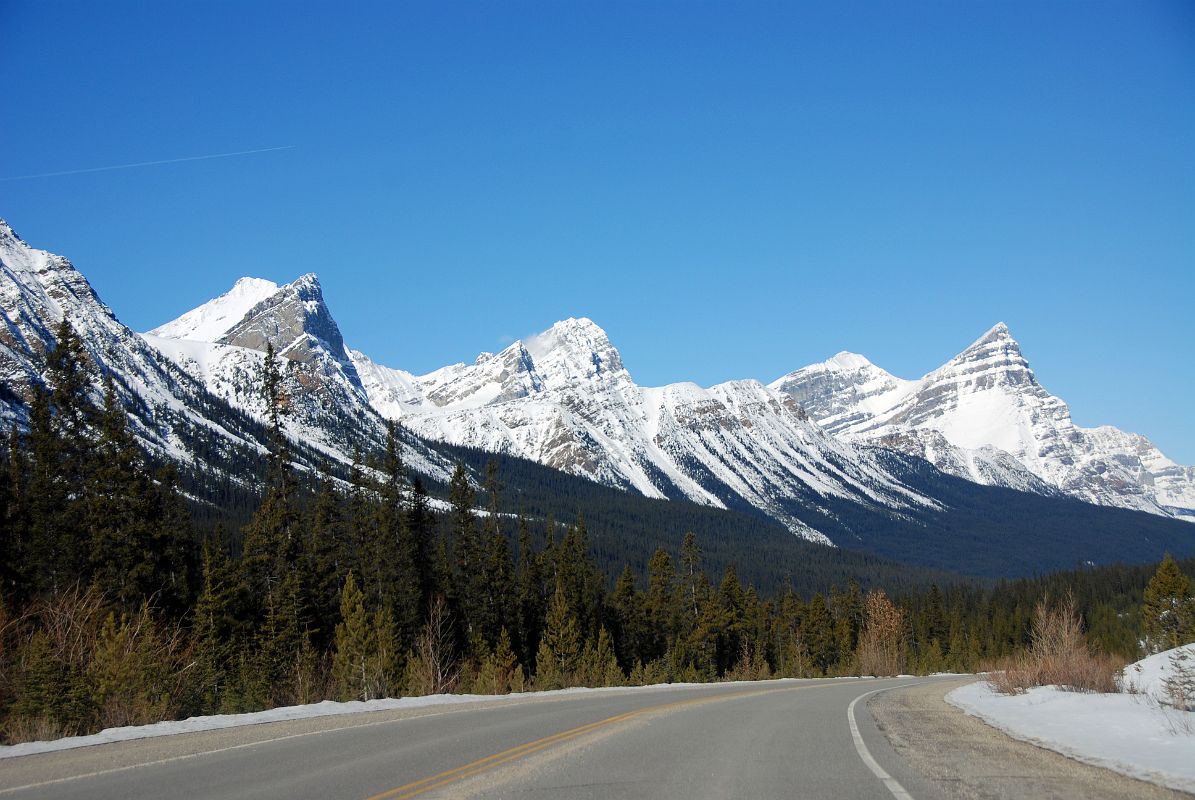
[986,593,1123,695]
[857,590,906,677]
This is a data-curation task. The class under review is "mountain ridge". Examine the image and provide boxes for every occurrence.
[772,323,1195,521]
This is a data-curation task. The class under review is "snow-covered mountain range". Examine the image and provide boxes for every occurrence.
[772,323,1195,522]
[2,215,1191,559]
[146,277,939,543]
[147,270,1194,536]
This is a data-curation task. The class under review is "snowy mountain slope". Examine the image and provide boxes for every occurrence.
[343,317,937,543]
[772,323,1195,521]
[0,218,276,474]
[143,274,449,481]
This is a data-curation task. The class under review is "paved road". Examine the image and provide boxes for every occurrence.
[0,677,954,800]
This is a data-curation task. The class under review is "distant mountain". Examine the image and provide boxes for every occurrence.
[346,318,937,544]
[4,217,1192,578]
[141,272,450,481]
[772,323,1195,522]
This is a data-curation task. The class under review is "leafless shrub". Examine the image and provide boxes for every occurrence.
[403,595,458,696]
[987,593,1123,695]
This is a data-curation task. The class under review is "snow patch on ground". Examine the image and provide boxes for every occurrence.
[1121,643,1195,705]
[947,646,1195,793]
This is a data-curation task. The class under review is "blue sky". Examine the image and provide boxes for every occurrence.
[2,1,1193,461]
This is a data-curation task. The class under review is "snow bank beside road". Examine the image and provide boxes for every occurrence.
[947,645,1195,793]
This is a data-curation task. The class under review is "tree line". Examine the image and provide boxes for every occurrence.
[0,323,1192,743]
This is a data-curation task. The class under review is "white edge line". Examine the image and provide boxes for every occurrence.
[848,683,920,800]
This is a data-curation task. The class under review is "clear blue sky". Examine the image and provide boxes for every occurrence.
[2,1,1193,461]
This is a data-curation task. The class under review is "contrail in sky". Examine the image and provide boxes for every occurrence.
[0,145,295,181]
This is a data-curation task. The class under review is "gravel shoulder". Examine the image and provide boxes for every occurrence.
[870,678,1191,800]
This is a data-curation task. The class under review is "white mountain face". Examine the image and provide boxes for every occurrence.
[347,317,937,544]
[771,323,1195,522]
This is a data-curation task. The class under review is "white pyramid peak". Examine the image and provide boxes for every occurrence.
[955,321,1021,356]
[935,321,1031,382]
[150,276,278,342]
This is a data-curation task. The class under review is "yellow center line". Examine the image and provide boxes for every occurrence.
[366,680,865,800]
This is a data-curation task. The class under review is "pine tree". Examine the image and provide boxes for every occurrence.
[646,547,677,662]
[241,343,303,609]
[589,626,623,687]
[332,572,376,701]
[0,425,24,598]
[87,378,194,614]
[476,460,514,650]
[474,627,523,695]
[406,476,437,609]
[1142,555,1195,653]
[24,321,97,595]
[447,462,483,637]
[514,510,546,669]
[611,564,646,670]
[303,463,345,650]
[192,538,248,713]
[381,424,421,651]
[803,593,837,675]
[680,532,703,624]
[535,580,581,690]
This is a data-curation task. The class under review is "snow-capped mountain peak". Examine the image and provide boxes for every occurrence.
[772,323,1195,522]
[149,276,278,342]
[824,351,875,371]
[932,321,1033,389]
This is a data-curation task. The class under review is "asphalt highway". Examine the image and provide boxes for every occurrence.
[0,677,957,800]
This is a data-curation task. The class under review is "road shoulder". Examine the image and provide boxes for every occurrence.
[869,679,1191,800]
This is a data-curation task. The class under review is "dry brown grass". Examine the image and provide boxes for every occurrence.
[986,593,1125,695]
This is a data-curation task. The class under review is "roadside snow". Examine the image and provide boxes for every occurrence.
[947,645,1195,793]
[0,679,808,760]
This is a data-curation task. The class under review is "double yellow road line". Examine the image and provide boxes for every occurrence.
[366,681,843,800]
